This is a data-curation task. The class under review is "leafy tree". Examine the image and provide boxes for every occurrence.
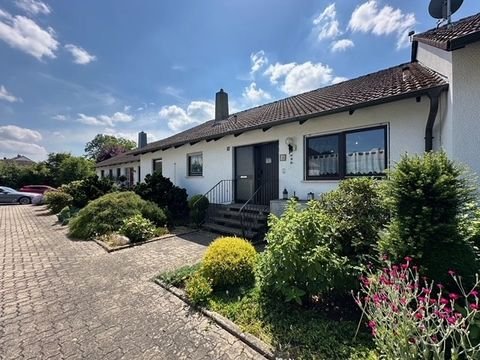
[57,156,95,185]
[85,134,136,162]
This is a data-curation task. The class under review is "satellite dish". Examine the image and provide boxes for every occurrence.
[429,0,463,20]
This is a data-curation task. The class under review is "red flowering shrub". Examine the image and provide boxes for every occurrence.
[355,258,480,359]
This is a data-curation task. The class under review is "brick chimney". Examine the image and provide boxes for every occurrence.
[215,89,229,121]
[138,131,147,148]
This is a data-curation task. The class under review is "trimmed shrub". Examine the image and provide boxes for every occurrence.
[56,206,79,225]
[319,178,388,263]
[68,191,166,239]
[44,191,73,214]
[189,194,209,226]
[141,200,168,227]
[257,200,352,304]
[379,152,479,287]
[119,214,155,243]
[134,172,188,224]
[201,237,257,289]
[185,272,213,305]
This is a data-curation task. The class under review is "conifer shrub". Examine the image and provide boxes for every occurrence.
[188,194,209,226]
[185,272,213,305]
[379,152,479,287]
[201,237,257,289]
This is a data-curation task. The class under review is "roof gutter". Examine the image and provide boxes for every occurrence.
[425,87,445,152]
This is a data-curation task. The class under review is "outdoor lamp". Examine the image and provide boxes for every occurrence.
[307,192,314,200]
[285,137,297,153]
[283,188,288,200]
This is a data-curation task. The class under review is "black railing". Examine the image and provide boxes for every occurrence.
[193,179,235,224]
[239,181,272,239]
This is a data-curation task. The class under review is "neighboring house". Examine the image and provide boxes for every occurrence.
[1,155,36,167]
[96,13,480,238]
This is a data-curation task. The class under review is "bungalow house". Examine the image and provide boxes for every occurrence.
[1,155,36,167]
[96,13,480,239]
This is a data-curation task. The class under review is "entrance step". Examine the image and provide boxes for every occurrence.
[203,203,269,241]
[203,223,256,239]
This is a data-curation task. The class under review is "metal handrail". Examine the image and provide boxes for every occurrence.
[239,182,270,239]
[191,179,223,209]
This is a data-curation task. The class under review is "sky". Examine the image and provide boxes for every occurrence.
[0,0,479,161]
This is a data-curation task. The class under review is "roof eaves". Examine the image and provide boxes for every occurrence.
[133,83,449,155]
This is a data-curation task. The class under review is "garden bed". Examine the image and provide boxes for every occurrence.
[94,227,198,253]
[155,264,374,360]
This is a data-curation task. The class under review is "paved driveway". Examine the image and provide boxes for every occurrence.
[0,205,264,360]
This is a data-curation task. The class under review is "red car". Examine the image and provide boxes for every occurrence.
[19,185,56,194]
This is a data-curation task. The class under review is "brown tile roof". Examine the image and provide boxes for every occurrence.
[131,62,447,156]
[414,12,480,51]
[96,152,139,167]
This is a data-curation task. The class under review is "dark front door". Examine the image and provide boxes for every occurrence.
[235,141,279,205]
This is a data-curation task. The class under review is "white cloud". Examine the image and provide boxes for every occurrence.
[64,44,96,64]
[0,125,47,160]
[160,86,183,99]
[331,39,354,52]
[250,50,268,75]
[264,61,337,96]
[0,10,58,60]
[242,82,271,105]
[0,85,22,103]
[52,114,67,121]
[313,3,342,41]
[348,0,416,49]
[14,0,51,16]
[332,76,349,84]
[263,63,296,84]
[0,125,42,142]
[77,111,133,127]
[159,101,214,132]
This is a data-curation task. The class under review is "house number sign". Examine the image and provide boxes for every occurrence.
[265,157,272,164]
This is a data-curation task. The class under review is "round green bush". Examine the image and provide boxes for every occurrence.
[188,194,209,226]
[44,191,73,214]
[185,272,212,305]
[119,214,155,243]
[68,191,166,239]
[201,236,257,289]
[141,200,167,227]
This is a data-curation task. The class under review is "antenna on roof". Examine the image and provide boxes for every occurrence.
[428,0,463,28]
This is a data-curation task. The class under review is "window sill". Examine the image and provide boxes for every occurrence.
[186,175,204,178]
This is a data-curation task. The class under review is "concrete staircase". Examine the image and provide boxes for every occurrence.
[203,203,269,241]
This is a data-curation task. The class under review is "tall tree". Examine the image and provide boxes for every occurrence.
[85,134,136,162]
[57,157,95,185]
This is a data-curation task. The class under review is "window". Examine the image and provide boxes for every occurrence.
[188,153,203,176]
[305,126,387,180]
[152,158,162,174]
[108,169,113,179]
[100,170,105,178]
[116,168,121,178]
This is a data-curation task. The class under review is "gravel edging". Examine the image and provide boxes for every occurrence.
[154,279,275,360]
[94,229,199,253]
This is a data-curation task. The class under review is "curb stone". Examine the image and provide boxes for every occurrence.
[154,279,275,360]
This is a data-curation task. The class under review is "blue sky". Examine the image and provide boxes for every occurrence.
[0,0,479,161]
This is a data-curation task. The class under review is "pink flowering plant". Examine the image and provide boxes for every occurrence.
[354,257,480,359]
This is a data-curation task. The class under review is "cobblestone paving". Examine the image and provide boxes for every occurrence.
[0,205,264,360]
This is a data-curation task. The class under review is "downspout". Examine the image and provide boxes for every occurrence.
[425,88,443,152]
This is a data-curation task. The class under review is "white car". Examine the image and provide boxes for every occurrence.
[0,186,44,205]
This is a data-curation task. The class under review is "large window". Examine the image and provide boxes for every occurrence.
[153,158,162,174]
[306,126,387,180]
[188,153,203,176]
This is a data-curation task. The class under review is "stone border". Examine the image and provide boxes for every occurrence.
[94,229,199,253]
[154,279,275,360]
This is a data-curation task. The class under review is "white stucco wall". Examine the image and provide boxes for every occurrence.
[140,97,433,200]
[450,41,480,176]
[417,42,454,155]
[96,161,141,184]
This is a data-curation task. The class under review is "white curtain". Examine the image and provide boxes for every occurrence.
[346,148,385,175]
[308,154,338,176]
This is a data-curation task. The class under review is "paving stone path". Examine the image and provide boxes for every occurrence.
[0,205,264,360]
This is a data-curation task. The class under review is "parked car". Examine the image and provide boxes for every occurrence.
[19,185,56,194]
[0,186,43,205]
